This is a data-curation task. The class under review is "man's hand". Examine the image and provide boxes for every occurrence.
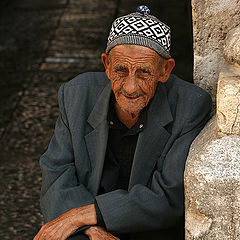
[85,226,120,240]
[34,204,97,240]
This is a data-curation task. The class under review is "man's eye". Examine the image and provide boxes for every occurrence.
[141,68,150,74]
[116,66,126,72]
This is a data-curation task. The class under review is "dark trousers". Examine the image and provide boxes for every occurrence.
[67,233,89,240]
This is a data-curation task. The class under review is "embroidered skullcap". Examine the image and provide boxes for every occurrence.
[106,5,171,59]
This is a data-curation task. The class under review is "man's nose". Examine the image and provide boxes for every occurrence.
[123,74,138,94]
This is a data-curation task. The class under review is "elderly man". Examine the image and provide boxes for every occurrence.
[34,5,212,240]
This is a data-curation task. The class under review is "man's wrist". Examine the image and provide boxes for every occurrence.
[73,204,97,227]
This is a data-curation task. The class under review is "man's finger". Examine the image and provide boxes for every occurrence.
[33,223,56,240]
[85,226,120,240]
[33,225,46,240]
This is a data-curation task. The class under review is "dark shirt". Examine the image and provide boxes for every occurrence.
[95,93,147,235]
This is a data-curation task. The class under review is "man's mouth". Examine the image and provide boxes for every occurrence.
[125,95,140,100]
[118,91,144,100]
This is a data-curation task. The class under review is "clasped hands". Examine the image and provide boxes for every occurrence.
[33,204,119,240]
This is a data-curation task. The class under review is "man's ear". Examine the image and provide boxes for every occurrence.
[101,53,110,77]
[159,58,175,83]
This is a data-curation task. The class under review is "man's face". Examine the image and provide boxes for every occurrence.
[102,45,175,115]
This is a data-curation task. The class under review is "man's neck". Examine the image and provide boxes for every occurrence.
[114,102,140,128]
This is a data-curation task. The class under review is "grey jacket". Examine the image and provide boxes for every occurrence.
[40,72,212,239]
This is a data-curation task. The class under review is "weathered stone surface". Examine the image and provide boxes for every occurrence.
[185,209,212,239]
[185,116,240,239]
[217,64,240,136]
[224,26,240,66]
[191,0,240,101]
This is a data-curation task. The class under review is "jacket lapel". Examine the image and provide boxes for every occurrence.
[85,80,112,196]
[84,79,173,194]
[128,82,173,190]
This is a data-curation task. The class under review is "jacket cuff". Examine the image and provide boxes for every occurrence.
[95,200,106,228]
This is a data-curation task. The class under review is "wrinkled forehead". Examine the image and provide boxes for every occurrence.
[110,44,154,52]
[108,44,164,66]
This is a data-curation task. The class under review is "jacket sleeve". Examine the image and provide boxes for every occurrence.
[40,84,94,222]
[95,91,212,234]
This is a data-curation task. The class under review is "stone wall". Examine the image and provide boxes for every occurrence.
[191,0,239,102]
[185,23,240,239]
[185,117,240,239]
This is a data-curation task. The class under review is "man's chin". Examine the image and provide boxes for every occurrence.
[118,105,143,115]
[116,98,146,115]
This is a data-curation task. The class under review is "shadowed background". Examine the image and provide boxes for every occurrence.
[0,0,192,239]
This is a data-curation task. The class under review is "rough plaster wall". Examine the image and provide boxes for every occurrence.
[191,0,240,101]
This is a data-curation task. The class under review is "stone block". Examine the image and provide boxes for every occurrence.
[224,26,240,66]
[185,116,240,239]
[217,65,240,136]
[191,0,240,100]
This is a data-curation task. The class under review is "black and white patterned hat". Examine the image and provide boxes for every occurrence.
[106,5,171,59]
